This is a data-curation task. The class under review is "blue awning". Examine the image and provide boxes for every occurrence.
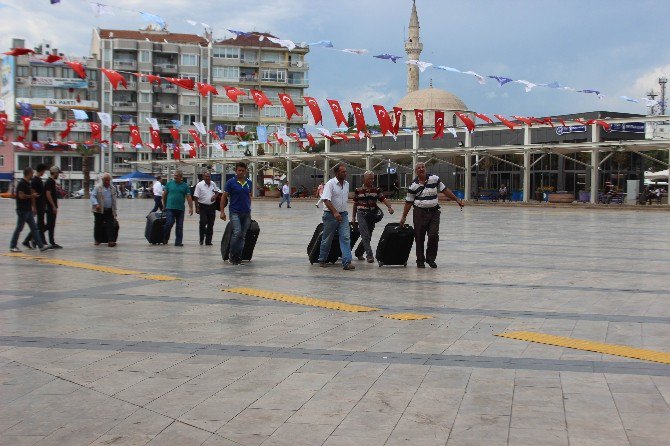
[0,173,14,181]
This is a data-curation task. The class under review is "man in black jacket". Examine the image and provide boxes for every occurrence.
[22,163,47,249]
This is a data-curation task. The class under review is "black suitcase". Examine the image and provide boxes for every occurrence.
[375,223,414,267]
[307,222,360,264]
[221,219,260,261]
[94,217,120,243]
[145,212,166,245]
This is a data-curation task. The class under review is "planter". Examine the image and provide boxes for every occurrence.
[578,190,590,202]
[265,189,281,198]
[547,192,574,203]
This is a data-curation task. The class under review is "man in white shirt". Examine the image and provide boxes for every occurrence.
[193,170,221,245]
[319,163,355,270]
[150,175,164,212]
[279,181,291,208]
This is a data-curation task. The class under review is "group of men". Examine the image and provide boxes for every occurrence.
[9,165,62,253]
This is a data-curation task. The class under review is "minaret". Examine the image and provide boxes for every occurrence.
[404,0,423,93]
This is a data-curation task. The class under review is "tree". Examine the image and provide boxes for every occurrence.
[346,112,355,129]
[75,143,100,199]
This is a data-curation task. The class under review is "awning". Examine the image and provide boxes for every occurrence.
[0,173,14,181]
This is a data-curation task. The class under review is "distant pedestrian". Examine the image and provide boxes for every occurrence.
[193,170,220,246]
[9,167,48,252]
[91,173,119,247]
[499,184,508,202]
[44,166,62,249]
[279,181,291,208]
[162,170,193,246]
[319,163,355,270]
[220,162,252,265]
[352,171,394,263]
[150,175,164,212]
[315,181,325,208]
[22,163,47,250]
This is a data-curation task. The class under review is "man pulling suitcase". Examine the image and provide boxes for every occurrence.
[220,162,253,265]
[352,171,394,263]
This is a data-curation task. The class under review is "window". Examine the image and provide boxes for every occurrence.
[261,69,286,83]
[139,50,151,63]
[180,95,199,107]
[213,47,239,59]
[32,87,55,99]
[181,74,199,82]
[260,51,283,63]
[212,67,239,81]
[34,66,55,77]
[181,54,198,66]
[86,69,98,80]
[17,66,29,77]
[18,156,31,170]
[0,155,4,168]
[261,106,286,118]
[104,92,111,104]
[139,92,151,103]
[16,87,30,97]
[212,103,239,116]
[182,114,197,125]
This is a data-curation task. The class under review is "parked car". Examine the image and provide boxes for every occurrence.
[72,188,93,199]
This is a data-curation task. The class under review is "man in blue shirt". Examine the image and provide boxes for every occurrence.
[220,162,252,265]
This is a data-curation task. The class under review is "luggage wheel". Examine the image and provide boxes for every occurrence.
[378,261,384,267]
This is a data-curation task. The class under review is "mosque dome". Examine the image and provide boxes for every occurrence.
[396,86,468,111]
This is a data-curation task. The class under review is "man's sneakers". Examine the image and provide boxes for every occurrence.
[21,241,35,250]
[315,203,319,207]
[367,257,375,263]
[39,246,50,252]
[417,262,426,268]
[343,263,356,271]
[427,261,437,268]
[50,244,63,249]
[356,255,365,261]
[10,247,22,253]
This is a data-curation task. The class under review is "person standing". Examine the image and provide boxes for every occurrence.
[150,175,164,212]
[279,181,291,208]
[220,162,252,265]
[9,167,48,252]
[22,163,47,249]
[399,162,464,268]
[44,166,62,249]
[315,181,325,208]
[352,171,394,263]
[90,173,119,247]
[193,170,220,246]
[499,184,508,202]
[319,163,355,270]
[162,170,193,246]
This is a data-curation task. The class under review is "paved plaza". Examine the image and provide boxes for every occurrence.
[1,197,669,445]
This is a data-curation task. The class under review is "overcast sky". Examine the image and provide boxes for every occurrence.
[2,0,669,122]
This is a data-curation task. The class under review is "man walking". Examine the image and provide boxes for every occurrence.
[399,162,464,268]
[220,162,252,265]
[279,181,291,208]
[22,163,47,249]
[162,170,193,246]
[319,163,355,270]
[193,170,220,246]
[315,181,325,208]
[44,166,62,249]
[150,175,164,212]
[10,167,48,252]
[352,171,394,263]
[91,173,119,247]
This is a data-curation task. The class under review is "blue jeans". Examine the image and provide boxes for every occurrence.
[230,212,251,260]
[10,210,44,249]
[279,193,291,207]
[164,209,184,245]
[319,211,351,266]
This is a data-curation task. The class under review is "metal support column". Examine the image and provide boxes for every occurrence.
[286,158,293,187]
[590,149,599,204]
[412,131,419,171]
[464,153,472,201]
[523,151,531,202]
[365,137,372,171]
[324,138,331,180]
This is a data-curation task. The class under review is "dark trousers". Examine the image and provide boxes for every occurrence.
[11,210,44,249]
[412,207,441,264]
[23,206,45,246]
[198,203,216,244]
[151,196,164,212]
[354,210,376,259]
[45,209,57,245]
[94,209,117,243]
[164,209,184,245]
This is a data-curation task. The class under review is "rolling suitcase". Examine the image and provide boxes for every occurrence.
[375,223,414,267]
[221,219,260,261]
[307,222,360,264]
[145,211,166,245]
[94,216,120,243]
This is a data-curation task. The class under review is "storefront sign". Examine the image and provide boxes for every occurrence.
[555,125,587,136]
[30,77,88,89]
[608,122,645,133]
[15,97,98,110]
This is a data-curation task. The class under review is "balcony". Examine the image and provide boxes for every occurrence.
[239,58,259,66]
[287,78,308,87]
[239,74,259,84]
[153,83,179,94]
[153,103,179,113]
[153,43,179,54]
[113,60,137,70]
[154,63,178,74]
[112,101,137,111]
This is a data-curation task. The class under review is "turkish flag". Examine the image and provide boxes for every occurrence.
[327,99,347,127]
[129,125,143,147]
[351,102,367,133]
[303,96,323,125]
[110,124,118,136]
[528,117,546,125]
[456,112,476,133]
[65,61,86,79]
[512,116,534,126]
[196,82,218,97]
[474,112,493,124]
[44,117,54,126]
[21,116,31,138]
[101,69,127,90]
[373,105,393,136]
[250,89,272,109]
[574,118,588,125]
[541,117,554,127]
[288,133,305,149]
[188,129,203,147]
[0,112,7,140]
[173,145,181,160]
[189,144,197,158]
[433,111,445,140]
[224,86,246,102]
[278,94,301,120]
[89,122,101,141]
[306,133,317,147]
[3,48,35,56]
[59,119,76,139]
[220,143,229,152]
[414,109,424,136]
[150,128,162,148]
[273,132,286,146]
[494,115,518,130]
[169,127,180,142]
[134,73,162,84]
[164,77,195,90]
[587,119,611,132]
[333,132,350,141]
[557,118,567,127]
[208,130,219,140]
[392,107,402,135]
[42,54,62,63]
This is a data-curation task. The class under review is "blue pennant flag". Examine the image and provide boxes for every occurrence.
[228,29,254,38]
[256,125,268,143]
[72,109,89,120]
[374,53,403,63]
[18,102,33,117]
[215,124,226,139]
[170,119,182,128]
[140,12,166,29]
[309,40,333,48]
[119,114,134,123]
[297,127,307,138]
[488,75,514,87]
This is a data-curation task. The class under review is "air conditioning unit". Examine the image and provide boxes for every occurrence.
[88,81,97,88]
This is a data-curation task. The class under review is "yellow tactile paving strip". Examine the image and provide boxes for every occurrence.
[497,331,670,365]
[224,287,380,313]
[3,253,179,281]
[382,313,433,321]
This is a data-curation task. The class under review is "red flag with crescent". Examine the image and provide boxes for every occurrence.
[59,119,76,139]
[44,117,54,126]
[42,54,62,63]
[135,73,162,84]
[189,144,197,158]
[278,93,301,120]
[494,115,518,130]
[327,99,347,127]
[188,129,203,147]
[169,127,180,142]
[150,128,162,149]
[164,77,195,90]
[65,61,86,79]
[373,105,393,136]
[224,86,246,102]
[250,89,272,109]
[0,112,7,140]
[586,119,611,132]
[208,130,219,140]
[512,116,534,126]
[196,82,218,97]
[288,133,305,149]
[89,122,101,141]
[474,112,493,124]
[433,111,445,140]
[21,116,32,138]
[414,109,424,136]
[306,133,317,147]
[392,107,402,135]
[101,69,127,90]
[129,125,143,147]
[351,102,368,133]
[303,96,323,125]
[3,48,35,56]
[456,112,476,133]
[333,132,350,141]
[220,143,229,152]
[541,117,554,127]
[173,145,181,160]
